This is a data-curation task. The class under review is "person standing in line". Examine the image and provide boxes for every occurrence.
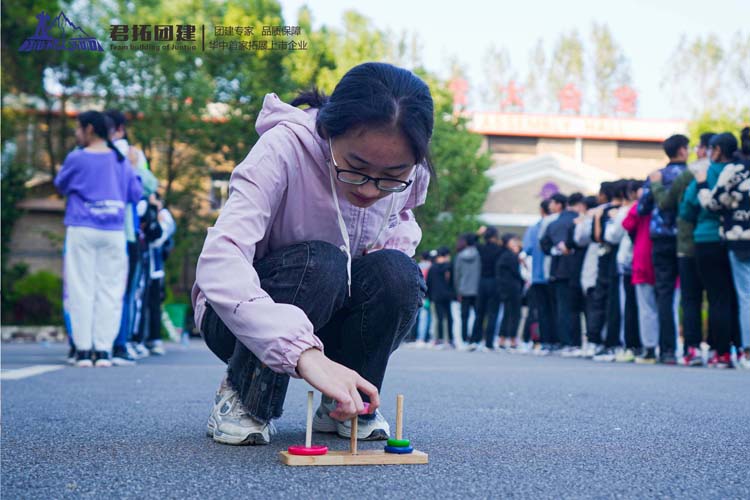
[412,250,434,347]
[469,227,504,351]
[426,246,456,348]
[496,234,524,349]
[622,187,658,364]
[453,233,481,345]
[55,111,143,367]
[140,193,176,356]
[574,195,602,358]
[605,181,643,363]
[105,109,159,366]
[586,182,616,358]
[639,135,690,365]
[681,132,742,368]
[522,200,555,354]
[592,181,626,362]
[540,193,581,355]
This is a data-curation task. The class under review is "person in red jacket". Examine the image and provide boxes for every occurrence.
[622,192,658,364]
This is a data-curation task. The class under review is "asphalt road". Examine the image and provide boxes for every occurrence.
[2,340,748,499]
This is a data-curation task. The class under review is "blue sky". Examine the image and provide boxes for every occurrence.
[280,0,747,119]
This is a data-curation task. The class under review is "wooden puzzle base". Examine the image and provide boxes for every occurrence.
[279,449,428,466]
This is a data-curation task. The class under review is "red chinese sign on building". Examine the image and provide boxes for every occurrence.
[557,83,582,114]
[500,80,523,111]
[613,85,637,116]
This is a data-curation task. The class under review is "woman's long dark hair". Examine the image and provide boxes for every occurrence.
[77,110,125,162]
[291,62,435,179]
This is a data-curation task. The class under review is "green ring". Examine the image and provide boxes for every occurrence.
[387,438,410,447]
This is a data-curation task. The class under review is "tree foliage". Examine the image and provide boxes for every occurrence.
[662,32,750,117]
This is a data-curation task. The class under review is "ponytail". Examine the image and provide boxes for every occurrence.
[290,87,329,109]
[106,138,125,162]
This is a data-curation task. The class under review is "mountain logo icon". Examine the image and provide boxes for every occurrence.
[19,10,104,52]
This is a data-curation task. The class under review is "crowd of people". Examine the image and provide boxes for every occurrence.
[410,128,750,369]
[54,109,176,368]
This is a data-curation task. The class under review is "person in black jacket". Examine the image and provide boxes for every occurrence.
[540,193,582,351]
[426,246,455,348]
[496,234,524,348]
[469,227,505,351]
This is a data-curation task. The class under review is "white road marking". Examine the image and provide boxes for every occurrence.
[0,365,65,380]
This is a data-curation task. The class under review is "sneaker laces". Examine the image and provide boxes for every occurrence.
[222,391,277,435]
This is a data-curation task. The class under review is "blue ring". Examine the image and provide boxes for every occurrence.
[384,445,414,454]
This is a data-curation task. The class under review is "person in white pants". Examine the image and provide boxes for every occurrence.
[55,110,143,367]
[64,227,128,357]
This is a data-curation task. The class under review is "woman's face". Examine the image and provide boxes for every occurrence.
[330,126,416,208]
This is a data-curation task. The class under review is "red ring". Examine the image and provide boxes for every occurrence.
[287,445,328,456]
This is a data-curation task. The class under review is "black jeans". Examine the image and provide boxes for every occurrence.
[588,251,614,345]
[433,299,454,345]
[678,256,704,348]
[552,279,575,346]
[569,284,584,347]
[604,245,621,349]
[471,277,501,348]
[695,242,739,355]
[499,294,521,341]
[622,274,641,350]
[201,241,424,423]
[652,238,678,354]
[529,283,556,345]
[459,296,477,343]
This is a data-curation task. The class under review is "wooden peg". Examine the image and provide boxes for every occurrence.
[350,416,358,455]
[396,394,404,441]
[305,391,313,449]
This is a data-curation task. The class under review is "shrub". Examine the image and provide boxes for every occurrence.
[11,270,63,325]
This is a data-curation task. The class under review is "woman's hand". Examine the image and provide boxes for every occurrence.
[296,348,380,421]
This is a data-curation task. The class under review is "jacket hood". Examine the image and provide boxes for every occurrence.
[458,246,480,262]
[255,93,329,171]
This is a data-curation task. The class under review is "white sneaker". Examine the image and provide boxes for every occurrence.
[593,347,616,362]
[738,350,750,370]
[147,340,166,356]
[312,395,390,440]
[132,343,150,359]
[207,379,274,445]
[517,342,532,354]
[582,344,598,358]
[560,346,578,358]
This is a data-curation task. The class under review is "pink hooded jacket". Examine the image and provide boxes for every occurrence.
[191,93,430,377]
[621,203,655,285]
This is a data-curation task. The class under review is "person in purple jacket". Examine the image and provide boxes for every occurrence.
[195,63,434,446]
[54,111,143,367]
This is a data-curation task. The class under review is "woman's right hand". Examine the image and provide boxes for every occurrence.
[296,348,380,422]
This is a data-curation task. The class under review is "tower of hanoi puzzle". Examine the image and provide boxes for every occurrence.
[279,392,429,466]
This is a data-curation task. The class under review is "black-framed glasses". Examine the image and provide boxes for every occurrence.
[328,138,414,193]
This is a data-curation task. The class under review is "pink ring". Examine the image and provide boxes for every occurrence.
[287,445,328,456]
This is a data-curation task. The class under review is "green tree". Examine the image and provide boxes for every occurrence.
[480,45,515,111]
[523,38,548,113]
[547,30,585,113]
[661,33,734,116]
[589,22,631,116]
[687,108,750,160]
[415,78,493,253]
